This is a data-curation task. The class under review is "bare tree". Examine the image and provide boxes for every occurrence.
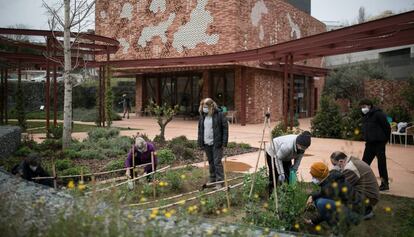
[358,7,366,24]
[43,0,95,148]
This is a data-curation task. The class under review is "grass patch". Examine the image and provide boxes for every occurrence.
[8,121,97,134]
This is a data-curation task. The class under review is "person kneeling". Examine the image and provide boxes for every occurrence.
[12,153,53,187]
[125,137,157,181]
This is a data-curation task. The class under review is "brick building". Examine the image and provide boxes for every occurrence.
[95,0,326,124]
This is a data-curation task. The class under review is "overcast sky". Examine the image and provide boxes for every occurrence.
[0,0,414,29]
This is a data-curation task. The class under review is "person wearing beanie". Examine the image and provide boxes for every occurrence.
[265,131,312,195]
[305,162,356,226]
[125,137,157,179]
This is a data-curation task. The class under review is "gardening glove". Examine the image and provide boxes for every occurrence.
[278,174,286,183]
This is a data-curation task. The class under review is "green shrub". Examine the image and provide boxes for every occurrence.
[78,149,105,160]
[311,95,343,138]
[164,171,182,191]
[201,192,228,215]
[169,144,195,161]
[14,146,33,157]
[48,124,63,139]
[55,159,73,171]
[242,167,268,201]
[341,104,363,140]
[63,149,80,159]
[87,128,120,142]
[153,135,166,144]
[104,159,125,171]
[239,143,251,149]
[157,149,176,165]
[227,142,237,149]
[39,139,62,151]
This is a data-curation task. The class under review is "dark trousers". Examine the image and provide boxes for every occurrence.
[362,142,388,183]
[266,153,291,195]
[204,145,224,182]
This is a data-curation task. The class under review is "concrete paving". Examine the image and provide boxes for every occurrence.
[32,116,414,198]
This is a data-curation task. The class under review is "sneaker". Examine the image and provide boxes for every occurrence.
[379,182,389,191]
[363,210,374,220]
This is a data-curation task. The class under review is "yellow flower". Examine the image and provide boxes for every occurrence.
[263,203,269,209]
[180,174,186,179]
[335,201,342,207]
[264,228,270,233]
[342,186,348,193]
[151,208,159,215]
[164,182,169,186]
[188,206,194,213]
[294,223,300,229]
[178,200,186,205]
[78,181,86,191]
[315,225,322,232]
[216,210,221,215]
[354,129,360,135]
[222,208,228,214]
[127,214,133,219]
[159,181,165,187]
[331,182,338,188]
[170,209,176,214]
[140,197,147,203]
[165,212,172,218]
[325,203,332,210]
[364,199,370,205]
[201,200,206,206]
[385,207,392,213]
[149,213,156,219]
[67,180,75,189]
[254,193,259,199]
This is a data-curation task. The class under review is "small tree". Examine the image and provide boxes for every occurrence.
[402,75,414,110]
[311,95,343,138]
[146,100,179,143]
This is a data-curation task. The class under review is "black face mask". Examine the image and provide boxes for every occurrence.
[297,147,305,154]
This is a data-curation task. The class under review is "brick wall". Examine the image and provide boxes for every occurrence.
[363,79,409,111]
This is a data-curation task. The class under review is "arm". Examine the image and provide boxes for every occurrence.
[291,154,304,171]
[274,143,287,175]
[125,147,134,168]
[221,112,229,147]
[378,111,391,140]
[342,169,359,186]
[197,116,204,147]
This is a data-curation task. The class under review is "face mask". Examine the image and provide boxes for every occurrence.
[312,177,320,185]
[296,146,305,154]
[361,108,369,114]
[203,107,209,113]
[30,165,38,172]
[332,165,341,171]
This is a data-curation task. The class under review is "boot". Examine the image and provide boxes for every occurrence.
[379,182,389,191]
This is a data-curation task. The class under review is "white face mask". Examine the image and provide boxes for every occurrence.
[311,177,320,185]
[203,107,209,113]
[30,165,38,172]
[361,108,370,114]
[332,165,341,171]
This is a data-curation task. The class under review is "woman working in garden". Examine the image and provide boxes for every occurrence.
[125,137,157,180]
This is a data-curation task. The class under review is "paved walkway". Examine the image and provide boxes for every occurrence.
[32,116,414,198]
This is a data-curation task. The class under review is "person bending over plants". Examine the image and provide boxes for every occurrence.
[125,137,157,180]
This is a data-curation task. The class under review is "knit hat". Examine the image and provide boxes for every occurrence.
[296,131,311,147]
[135,137,147,152]
[310,162,329,180]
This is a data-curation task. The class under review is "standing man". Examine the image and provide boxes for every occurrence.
[197,98,228,189]
[359,99,391,191]
[265,131,311,195]
[120,94,131,119]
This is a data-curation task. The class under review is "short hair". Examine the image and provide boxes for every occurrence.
[359,98,373,107]
[330,151,347,161]
[26,153,40,166]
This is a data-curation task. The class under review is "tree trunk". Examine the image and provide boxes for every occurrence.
[62,0,72,149]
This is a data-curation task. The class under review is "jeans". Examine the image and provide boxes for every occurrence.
[315,198,337,225]
[204,145,224,182]
[266,153,292,195]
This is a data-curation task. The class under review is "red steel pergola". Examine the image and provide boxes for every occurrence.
[1,10,414,127]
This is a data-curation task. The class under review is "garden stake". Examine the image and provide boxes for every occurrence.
[151,152,156,198]
[249,110,271,199]
[81,167,84,183]
[269,127,280,219]
[52,158,57,189]
[222,156,231,210]
[132,144,135,178]
[203,151,207,184]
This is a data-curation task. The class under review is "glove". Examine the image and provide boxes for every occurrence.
[125,169,131,179]
[278,174,286,183]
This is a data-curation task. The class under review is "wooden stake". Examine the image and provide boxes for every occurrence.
[52,158,57,189]
[132,144,135,178]
[203,151,207,183]
[151,152,156,199]
[249,115,269,198]
[222,156,231,210]
[80,167,84,183]
[269,133,279,218]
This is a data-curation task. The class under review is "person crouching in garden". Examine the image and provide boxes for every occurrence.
[125,137,157,180]
[12,153,53,187]
[305,162,357,226]
[266,131,311,195]
[197,98,229,189]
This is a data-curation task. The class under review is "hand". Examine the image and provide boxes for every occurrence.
[303,218,313,225]
[278,174,286,182]
[306,196,313,206]
[125,169,131,179]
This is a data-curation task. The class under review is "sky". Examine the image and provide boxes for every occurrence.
[0,0,414,30]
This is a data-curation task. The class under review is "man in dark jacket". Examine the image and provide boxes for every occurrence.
[359,99,391,191]
[197,98,228,188]
[12,153,53,187]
